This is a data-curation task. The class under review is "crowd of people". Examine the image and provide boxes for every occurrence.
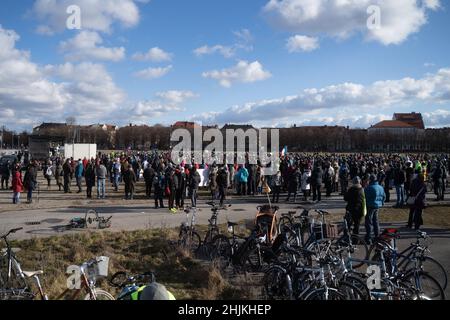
[0,151,448,236]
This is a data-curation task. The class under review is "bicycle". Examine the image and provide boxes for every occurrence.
[280,208,369,268]
[109,271,156,300]
[56,257,114,300]
[211,221,273,273]
[197,202,232,258]
[68,209,112,230]
[178,206,201,253]
[346,229,445,300]
[0,227,48,300]
[367,229,447,291]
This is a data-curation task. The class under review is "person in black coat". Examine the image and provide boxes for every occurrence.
[165,168,176,211]
[23,160,38,203]
[188,167,201,207]
[408,174,427,230]
[344,176,365,235]
[85,161,96,199]
[216,166,228,206]
[311,163,323,202]
[286,166,300,202]
[123,165,137,200]
[174,166,186,209]
[62,159,73,193]
[143,165,155,198]
[432,162,444,201]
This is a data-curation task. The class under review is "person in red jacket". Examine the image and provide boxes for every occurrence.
[12,164,23,204]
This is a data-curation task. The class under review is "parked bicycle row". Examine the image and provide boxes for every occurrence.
[1,202,447,300]
[179,202,447,300]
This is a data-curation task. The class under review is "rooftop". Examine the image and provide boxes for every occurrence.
[393,112,425,129]
[371,120,415,129]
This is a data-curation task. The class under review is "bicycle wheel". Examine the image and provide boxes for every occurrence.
[403,256,448,291]
[84,289,115,300]
[240,246,264,273]
[334,234,369,269]
[179,230,201,253]
[336,280,366,300]
[304,288,346,300]
[342,273,371,300]
[278,216,292,233]
[279,225,301,248]
[263,266,291,300]
[401,271,445,300]
[210,235,232,266]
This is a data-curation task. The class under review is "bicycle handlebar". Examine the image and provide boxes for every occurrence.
[110,271,156,288]
[1,227,23,238]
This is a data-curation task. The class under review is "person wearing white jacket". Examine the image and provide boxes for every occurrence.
[301,169,312,201]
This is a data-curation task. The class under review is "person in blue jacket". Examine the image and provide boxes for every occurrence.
[237,165,249,196]
[364,174,386,243]
[75,160,84,193]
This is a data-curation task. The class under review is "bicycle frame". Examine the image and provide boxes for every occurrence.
[56,262,99,300]
[1,232,47,300]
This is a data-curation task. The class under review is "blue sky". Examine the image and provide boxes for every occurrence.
[1,0,450,131]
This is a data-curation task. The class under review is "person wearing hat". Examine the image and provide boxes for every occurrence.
[364,174,386,243]
[344,176,365,235]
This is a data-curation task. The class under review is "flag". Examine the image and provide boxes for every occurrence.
[281,146,288,157]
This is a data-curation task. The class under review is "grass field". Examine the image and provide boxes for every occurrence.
[3,227,256,300]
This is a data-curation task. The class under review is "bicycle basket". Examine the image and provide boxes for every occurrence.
[87,256,110,280]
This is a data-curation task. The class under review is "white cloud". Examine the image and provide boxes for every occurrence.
[423,109,450,127]
[133,65,173,79]
[132,47,173,62]
[132,100,183,118]
[32,0,146,34]
[194,29,253,58]
[424,62,436,68]
[155,90,198,104]
[194,68,450,125]
[194,45,236,58]
[122,89,196,123]
[233,29,253,43]
[0,25,124,130]
[0,26,67,119]
[263,0,440,46]
[44,62,125,116]
[286,35,319,52]
[202,60,272,88]
[59,31,125,62]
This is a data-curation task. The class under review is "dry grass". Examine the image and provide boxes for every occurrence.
[2,227,252,300]
[321,205,450,229]
[378,205,450,228]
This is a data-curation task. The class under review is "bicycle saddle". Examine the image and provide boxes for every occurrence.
[281,211,296,217]
[23,270,44,278]
[227,221,239,227]
[1,248,21,254]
